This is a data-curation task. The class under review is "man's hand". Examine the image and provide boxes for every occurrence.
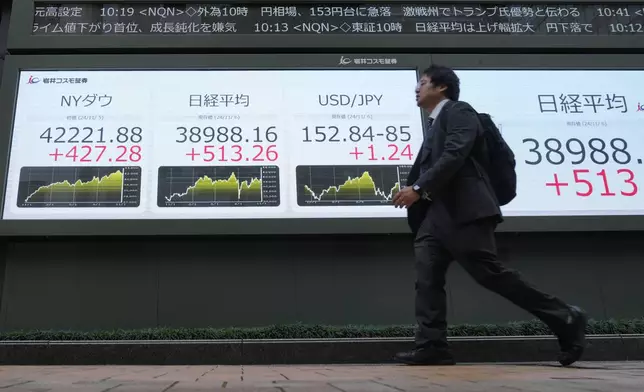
[393,186,421,208]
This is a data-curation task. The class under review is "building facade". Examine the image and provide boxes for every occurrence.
[0,0,642,330]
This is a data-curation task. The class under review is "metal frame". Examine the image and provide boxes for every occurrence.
[0,0,10,57]
[8,0,644,52]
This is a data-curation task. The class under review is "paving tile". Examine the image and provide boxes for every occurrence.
[0,362,643,391]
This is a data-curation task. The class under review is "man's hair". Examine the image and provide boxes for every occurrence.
[422,65,460,101]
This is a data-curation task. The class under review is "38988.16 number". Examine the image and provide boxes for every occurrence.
[175,126,277,144]
[522,137,632,165]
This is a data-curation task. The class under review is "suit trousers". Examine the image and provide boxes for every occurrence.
[413,213,572,349]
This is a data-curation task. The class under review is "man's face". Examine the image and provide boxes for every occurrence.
[415,75,445,109]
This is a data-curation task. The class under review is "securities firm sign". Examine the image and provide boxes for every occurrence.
[31,3,644,36]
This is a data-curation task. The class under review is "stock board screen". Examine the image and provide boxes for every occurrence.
[5,69,423,220]
[3,68,644,222]
[31,3,644,36]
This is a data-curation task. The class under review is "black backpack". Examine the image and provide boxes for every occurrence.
[475,112,517,206]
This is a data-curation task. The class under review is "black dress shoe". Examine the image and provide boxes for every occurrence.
[556,305,588,366]
[394,347,456,365]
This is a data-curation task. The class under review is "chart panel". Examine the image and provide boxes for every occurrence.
[17,166,141,208]
[157,166,280,207]
[296,165,411,206]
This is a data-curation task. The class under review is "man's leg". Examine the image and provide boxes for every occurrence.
[395,217,455,365]
[413,228,453,349]
[448,218,587,366]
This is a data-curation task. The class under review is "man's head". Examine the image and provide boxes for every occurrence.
[415,65,460,110]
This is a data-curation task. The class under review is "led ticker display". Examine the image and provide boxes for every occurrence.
[31,3,644,36]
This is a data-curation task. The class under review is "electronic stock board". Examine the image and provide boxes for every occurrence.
[1,2,643,235]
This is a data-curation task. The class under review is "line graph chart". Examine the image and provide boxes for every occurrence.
[295,165,411,206]
[157,166,280,207]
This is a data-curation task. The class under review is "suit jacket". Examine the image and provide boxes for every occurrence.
[406,100,501,235]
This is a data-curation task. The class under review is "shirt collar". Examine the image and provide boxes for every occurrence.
[429,98,450,122]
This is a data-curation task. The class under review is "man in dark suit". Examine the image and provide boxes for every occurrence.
[392,65,587,367]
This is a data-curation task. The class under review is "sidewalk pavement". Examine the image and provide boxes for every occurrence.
[0,362,641,391]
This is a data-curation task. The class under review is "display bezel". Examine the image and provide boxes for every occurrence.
[1,53,644,236]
